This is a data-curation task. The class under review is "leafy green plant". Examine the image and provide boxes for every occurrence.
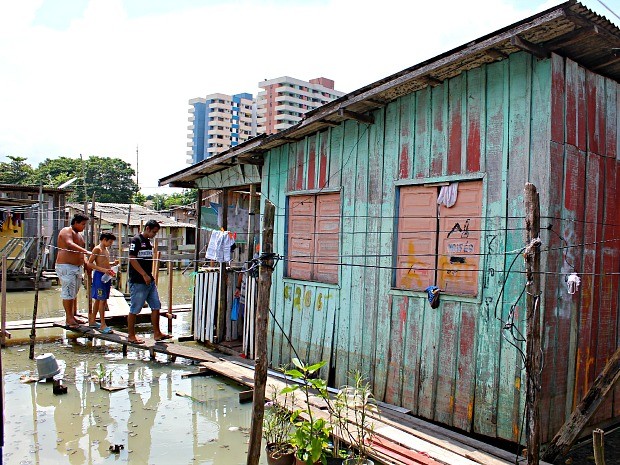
[263,385,295,459]
[282,358,332,465]
[334,372,378,465]
[94,363,113,388]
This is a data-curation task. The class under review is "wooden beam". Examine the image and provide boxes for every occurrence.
[485,48,508,60]
[590,52,620,71]
[511,35,550,59]
[318,119,341,127]
[422,75,443,87]
[543,25,599,50]
[541,345,620,461]
[239,389,254,403]
[337,109,374,125]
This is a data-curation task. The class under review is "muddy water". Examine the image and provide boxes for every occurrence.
[5,270,195,322]
[2,271,269,465]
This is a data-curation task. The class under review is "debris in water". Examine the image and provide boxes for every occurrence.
[228,426,239,432]
[19,375,38,384]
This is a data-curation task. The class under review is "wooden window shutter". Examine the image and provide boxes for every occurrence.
[437,180,483,296]
[396,185,437,291]
[313,193,340,284]
[288,196,315,281]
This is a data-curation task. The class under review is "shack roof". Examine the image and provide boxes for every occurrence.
[0,184,73,195]
[67,203,194,228]
[160,1,620,188]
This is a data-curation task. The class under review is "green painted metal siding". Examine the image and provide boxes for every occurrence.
[260,51,619,443]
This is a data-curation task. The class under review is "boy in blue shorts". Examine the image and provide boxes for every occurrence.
[88,232,118,333]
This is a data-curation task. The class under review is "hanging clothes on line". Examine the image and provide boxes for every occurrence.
[437,182,459,208]
[205,230,236,263]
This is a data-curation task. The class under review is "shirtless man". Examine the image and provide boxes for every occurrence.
[56,213,91,327]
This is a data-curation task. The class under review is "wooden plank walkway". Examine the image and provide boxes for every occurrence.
[49,324,550,465]
[7,288,190,331]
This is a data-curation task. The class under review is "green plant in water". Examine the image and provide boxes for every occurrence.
[95,363,113,388]
[282,358,332,465]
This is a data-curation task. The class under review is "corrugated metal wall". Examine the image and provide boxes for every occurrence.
[262,51,620,444]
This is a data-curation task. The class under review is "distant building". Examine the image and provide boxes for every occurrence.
[187,92,257,164]
[256,77,344,135]
[187,77,344,164]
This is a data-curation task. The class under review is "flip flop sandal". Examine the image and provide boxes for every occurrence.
[99,327,113,334]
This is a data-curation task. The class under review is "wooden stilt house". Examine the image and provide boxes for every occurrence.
[161,2,620,445]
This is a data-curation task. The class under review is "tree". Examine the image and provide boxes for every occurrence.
[163,189,197,209]
[0,156,35,185]
[133,192,146,205]
[32,155,138,203]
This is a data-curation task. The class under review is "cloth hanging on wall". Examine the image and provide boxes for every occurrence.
[567,273,581,294]
[437,183,459,208]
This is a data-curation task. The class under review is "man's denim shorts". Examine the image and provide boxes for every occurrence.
[129,282,161,315]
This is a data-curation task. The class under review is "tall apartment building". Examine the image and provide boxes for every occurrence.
[187,77,344,164]
[187,92,257,164]
[257,77,345,135]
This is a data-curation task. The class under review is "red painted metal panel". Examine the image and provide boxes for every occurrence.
[437,180,483,296]
[540,141,566,442]
[550,54,565,144]
[574,152,602,407]
[307,134,316,190]
[396,186,437,291]
[314,193,340,284]
[288,196,315,281]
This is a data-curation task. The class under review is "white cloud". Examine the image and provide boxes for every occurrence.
[0,0,615,194]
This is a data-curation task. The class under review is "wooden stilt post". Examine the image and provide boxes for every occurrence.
[191,189,203,336]
[247,200,275,465]
[593,429,606,465]
[117,222,123,291]
[29,184,45,360]
[217,189,229,343]
[153,238,160,286]
[1,255,6,347]
[87,194,96,317]
[524,183,541,465]
[167,230,174,335]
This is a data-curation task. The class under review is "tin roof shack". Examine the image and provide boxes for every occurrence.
[160,2,620,447]
[66,203,196,266]
[0,184,70,274]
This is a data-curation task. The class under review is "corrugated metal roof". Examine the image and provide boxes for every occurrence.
[160,1,620,188]
[67,202,195,228]
[0,184,73,194]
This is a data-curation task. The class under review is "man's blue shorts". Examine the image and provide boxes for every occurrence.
[91,271,112,301]
[129,282,161,315]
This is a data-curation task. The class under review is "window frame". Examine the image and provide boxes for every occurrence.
[285,190,341,285]
[393,176,485,298]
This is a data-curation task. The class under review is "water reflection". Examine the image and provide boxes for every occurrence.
[3,340,267,465]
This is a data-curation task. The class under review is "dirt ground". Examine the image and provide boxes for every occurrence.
[553,428,620,465]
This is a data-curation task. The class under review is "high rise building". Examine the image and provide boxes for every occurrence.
[256,77,344,135]
[187,92,257,164]
[186,77,344,164]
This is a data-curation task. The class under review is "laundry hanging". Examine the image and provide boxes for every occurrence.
[205,230,236,263]
[567,273,581,294]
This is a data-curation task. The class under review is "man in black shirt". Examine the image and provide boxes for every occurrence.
[127,220,171,343]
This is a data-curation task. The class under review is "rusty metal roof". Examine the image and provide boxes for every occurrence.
[67,202,195,228]
[160,1,620,188]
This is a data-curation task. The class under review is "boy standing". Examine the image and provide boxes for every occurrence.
[88,232,118,333]
[127,220,171,344]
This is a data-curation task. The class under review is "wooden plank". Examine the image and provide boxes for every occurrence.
[328,124,344,189]
[430,83,447,176]
[447,73,464,175]
[417,300,440,420]
[318,130,328,189]
[474,57,508,439]
[307,133,317,190]
[399,93,414,179]
[466,67,484,173]
[401,296,425,416]
[542,346,620,462]
[435,301,460,427]
[413,88,430,179]
[385,296,407,407]
[454,302,477,431]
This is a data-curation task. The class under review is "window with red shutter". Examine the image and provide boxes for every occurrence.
[287,193,340,284]
[395,180,482,296]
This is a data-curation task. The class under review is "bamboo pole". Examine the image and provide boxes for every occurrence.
[1,255,6,347]
[524,183,541,465]
[246,200,275,465]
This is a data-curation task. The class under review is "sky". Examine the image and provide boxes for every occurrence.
[0,0,618,196]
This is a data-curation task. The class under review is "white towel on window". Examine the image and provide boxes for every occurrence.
[437,182,458,208]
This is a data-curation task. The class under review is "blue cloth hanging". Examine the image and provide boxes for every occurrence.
[424,285,441,309]
[231,297,240,321]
